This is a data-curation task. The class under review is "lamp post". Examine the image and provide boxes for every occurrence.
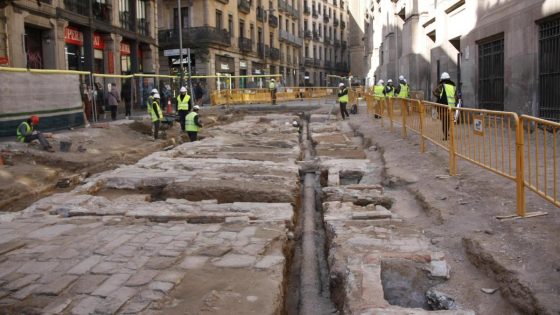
[177,0,184,87]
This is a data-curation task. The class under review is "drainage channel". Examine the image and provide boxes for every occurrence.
[284,113,337,315]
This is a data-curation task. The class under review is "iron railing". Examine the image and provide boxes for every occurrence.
[269,47,280,60]
[539,17,560,121]
[63,0,88,15]
[478,37,504,111]
[119,11,133,31]
[239,37,253,52]
[93,1,111,22]
[269,14,279,27]
[158,27,231,48]
[238,0,251,14]
[137,19,149,36]
[257,6,267,22]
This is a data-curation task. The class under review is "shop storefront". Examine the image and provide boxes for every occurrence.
[25,25,44,69]
[64,26,84,71]
[93,33,104,73]
[239,60,248,89]
[252,62,266,88]
[215,55,235,90]
[120,42,131,74]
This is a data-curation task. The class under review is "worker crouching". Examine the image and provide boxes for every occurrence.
[16,115,54,152]
[185,105,203,142]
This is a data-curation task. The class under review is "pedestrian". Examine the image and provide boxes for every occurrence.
[194,83,204,106]
[16,115,54,152]
[269,78,277,105]
[432,72,457,141]
[121,79,132,118]
[81,83,93,123]
[94,82,105,120]
[185,105,203,142]
[384,79,395,97]
[394,75,410,99]
[176,86,192,132]
[338,82,349,120]
[150,93,163,140]
[107,82,121,120]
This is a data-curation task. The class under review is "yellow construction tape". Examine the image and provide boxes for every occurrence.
[0,66,90,75]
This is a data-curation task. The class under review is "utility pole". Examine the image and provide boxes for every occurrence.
[187,48,194,104]
[178,0,184,88]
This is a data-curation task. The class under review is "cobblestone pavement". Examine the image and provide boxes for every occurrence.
[0,113,300,314]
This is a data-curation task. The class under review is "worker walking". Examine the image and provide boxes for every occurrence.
[150,93,164,140]
[374,80,385,99]
[338,82,350,120]
[16,115,54,152]
[269,78,277,105]
[177,86,192,131]
[185,105,203,142]
[147,88,158,116]
[433,72,457,141]
[384,79,395,97]
[395,75,410,99]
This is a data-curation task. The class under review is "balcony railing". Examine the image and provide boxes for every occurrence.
[238,37,253,52]
[158,27,231,49]
[93,2,111,22]
[217,0,229,3]
[291,6,299,18]
[63,0,88,15]
[312,8,318,18]
[257,6,267,22]
[238,0,251,14]
[323,14,329,23]
[119,11,133,31]
[314,59,321,66]
[280,29,303,47]
[268,14,278,27]
[324,36,331,44]
[333,18,339,27]
[342,40,347,48]
[313,30,320,40]
[341,21,346,29]
[304,57,314,67]
[304,30,312,40]
[340,0,344,8]
[137,19,149,36]
[269,47,280,60]
[335,62,348,71]
[324,60,333,68]
[303,6,310,15]
[334,39,340,47]
[278,0,288,12]
[258,44,269,58]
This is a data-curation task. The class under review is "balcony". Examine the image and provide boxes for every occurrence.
[238,0,251,14]
[324,36,331,44]
[314,59,321,66]
[342,40,347,48]
[93,2,111,22]
[291,6,299,19]
[340,0,344,8]
[257,6,267,22]
[269,47,280,60]
[63,0,88,15]
[278,0,288,12]
[312,9,319,18]
[341,21,346,29]
[334,39,340,47]
[335,62,348,71]
[304,57,314,67]
[313,30,320,41]
[137,19,150,36]
[257,44,269,58]
[333,17,339,26]
[268,14,278,27]
[324,60,332,68]
[323,13,329,23]
[158,27,231,49]
[280,30,303,47]
[304,6,310,15]
[119,11,133,31]
[238,37,253,52]
[304,30,312,40]
[217,0,229,3]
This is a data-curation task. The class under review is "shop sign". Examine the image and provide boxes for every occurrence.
[164,48,188,56]
[64,27,83,46]
[93,34,104,50]
[120,43,131,55]
[220,63,230,71]
[239,61,247,69]
[254,69,261,74]
[0,56,8,65]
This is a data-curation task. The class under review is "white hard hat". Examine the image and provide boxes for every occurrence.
[153,93,160,99]
[387,79,393,83]
[292,120,299,127]
[339,82,345,87]
[193,105,200,110]
[271,78,275,82]
[377,80,384,85]
[399,75,405,81]
[151,88,158,94]
[180,86,187,92]
[441,72,450,80]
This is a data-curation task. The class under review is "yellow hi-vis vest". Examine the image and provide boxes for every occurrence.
[185,112,199,132]
[177,94,190,111]
[398,83,409,98]
[338,88,349,103]
[146,95,154,115]
[374,85,385,97]
[386,85,394,98]
[440,83,456,107]
[150,101,163,122]
[16,121,32,142]
[269,82,276,90]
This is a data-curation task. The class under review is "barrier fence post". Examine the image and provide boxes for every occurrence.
[388,98,394,132]
[418,100,425,153]
[401,98,407,139]
[515,115,526,217]
[448,107,457,176]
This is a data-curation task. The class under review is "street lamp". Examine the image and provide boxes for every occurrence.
[177,0,195,101]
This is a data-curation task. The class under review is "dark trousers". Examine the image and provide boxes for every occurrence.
[178,110,188,132]
[187,131,198,142]
[24,133,51,150]
[270,90,277,104]
[340,102,349,120]
[441,107,450,140]
[110,105,117,120]
[153,121,160,139]
[124,100,131,116]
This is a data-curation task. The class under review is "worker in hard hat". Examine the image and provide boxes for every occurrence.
[433,72,457,141]
[394,75,409,99]
[147,88,158,117]
[150,93,164,140]
[372,80,385,119]
[16,115,54,152]
[185,105,202,142]
[384,79,395,97]
[269,78,277,105]
[338,82,350,120]
[176,86,192,132]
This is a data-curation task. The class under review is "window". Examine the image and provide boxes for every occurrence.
[228,14,233,37]
[279,15,282,30]
[173,7,189,29]
[270,32,274,46]
[539,16,560,121]
[305,45,309,58]
[239,20,245,38]
[136,0,146,19]
[478,35,504,110]
[313,46,316,59]
[216,10,222,30]
[250,24,255,40]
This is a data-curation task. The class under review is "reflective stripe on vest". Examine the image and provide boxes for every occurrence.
[338,88,349,103]
[398,83,409,98]
[440,84,456,107]
[374,85,385,97]
[177,94,190,110]
[16,121,31,142]
[185,112,199,132]
[150,101,163,122]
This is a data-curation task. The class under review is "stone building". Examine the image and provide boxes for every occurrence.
[301,0,350,86]
[0,0,158,75]
[362,0,560,120]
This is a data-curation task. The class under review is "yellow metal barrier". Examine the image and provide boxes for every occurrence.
[210,87,337,106]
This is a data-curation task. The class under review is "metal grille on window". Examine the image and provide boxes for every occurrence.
[539,17,560,122]
[478,37,504,111]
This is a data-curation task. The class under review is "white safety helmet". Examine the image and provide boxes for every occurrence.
[180,86,187,93]
[387,79,393,83]
[150,88,158,94]
[153,93,160,99]
[339,82,345,87]
[292,120,299,127]
[398,75,405,81]
[377,80,384,85]
[271,78,275,82]
[440,72,451,80]
[193,105,200,110]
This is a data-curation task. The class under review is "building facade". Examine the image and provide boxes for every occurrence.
[301,0,349,86]
[363,0,560,120]
[0,0,158,75]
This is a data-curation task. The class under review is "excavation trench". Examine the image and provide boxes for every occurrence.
[284,114,337,315]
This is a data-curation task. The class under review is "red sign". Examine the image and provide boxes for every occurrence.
[64,27,83,46]
[108,51,114,74]
[93,33,104,50]
[120,43,131,55]
[0,56,8,65]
